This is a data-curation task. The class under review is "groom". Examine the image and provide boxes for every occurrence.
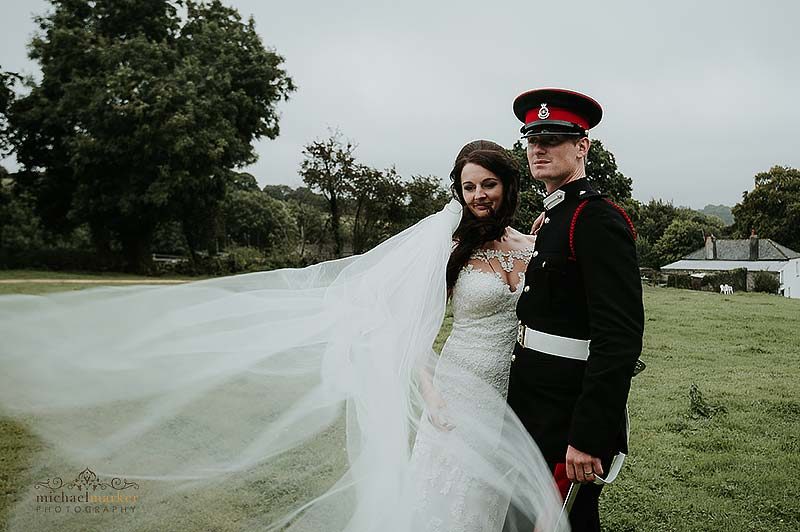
[507,88,644,531]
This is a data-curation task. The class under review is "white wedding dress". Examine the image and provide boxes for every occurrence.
[410,246,534,532]
[0,202,564,532]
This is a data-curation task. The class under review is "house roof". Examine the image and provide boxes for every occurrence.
[662,259,794,272]
[684,238,800,261]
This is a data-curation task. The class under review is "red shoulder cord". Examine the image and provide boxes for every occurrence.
[569,199,637,261]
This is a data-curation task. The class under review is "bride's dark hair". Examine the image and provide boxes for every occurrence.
[446,140,520,290]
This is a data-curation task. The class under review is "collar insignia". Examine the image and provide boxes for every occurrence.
[543,189,566,210]
[538,103,550,120]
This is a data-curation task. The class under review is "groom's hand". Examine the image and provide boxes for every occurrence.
[530,212,546,234]
[566,445,603,483]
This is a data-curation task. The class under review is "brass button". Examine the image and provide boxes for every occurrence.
[533,251,539,257]
[511,354,516,362]
[523,285,530,293]
[544,217,550,224]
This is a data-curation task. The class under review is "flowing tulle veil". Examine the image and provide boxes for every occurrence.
[0,200,565,532]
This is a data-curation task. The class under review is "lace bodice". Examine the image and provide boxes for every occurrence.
[446,245,533,394]
[469,247,535,273]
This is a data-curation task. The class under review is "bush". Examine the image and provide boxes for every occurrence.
[636,236,659,269]
[154,246,286,276]
[156,256,231,277]
[666,274,692,289]
[0,247,121,271]
[701,268,747,292]
[664,269,748,293]
[227,246,267,273]
[753,271,780,294]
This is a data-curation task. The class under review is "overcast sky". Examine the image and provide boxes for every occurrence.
[2,0,798,208]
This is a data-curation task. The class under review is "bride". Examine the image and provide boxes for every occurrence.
[0,142,564,532]
[410,140,543,531]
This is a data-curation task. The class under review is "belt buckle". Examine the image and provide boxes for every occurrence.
[517,322,526,346]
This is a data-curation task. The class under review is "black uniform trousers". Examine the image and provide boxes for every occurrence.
[564,480,603,532]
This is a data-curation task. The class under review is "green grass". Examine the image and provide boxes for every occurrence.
[603,287,799,531]
[0,284,798,531]
[0,269,197,295]
[0,270,161,280]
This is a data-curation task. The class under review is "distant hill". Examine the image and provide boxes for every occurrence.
[699,204,734,226]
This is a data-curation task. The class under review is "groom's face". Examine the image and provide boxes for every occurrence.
[526,135,589,184]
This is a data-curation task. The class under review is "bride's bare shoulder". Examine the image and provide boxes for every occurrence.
[505,228,536,249]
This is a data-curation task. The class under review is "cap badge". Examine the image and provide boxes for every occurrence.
[538,103,550,120]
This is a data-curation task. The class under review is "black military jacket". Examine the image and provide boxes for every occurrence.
[507,178,644,464]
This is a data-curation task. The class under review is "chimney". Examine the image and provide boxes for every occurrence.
[704,234,717,259]
[749,229,759,260]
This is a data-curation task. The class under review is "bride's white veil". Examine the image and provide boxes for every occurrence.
[0,200,566,532]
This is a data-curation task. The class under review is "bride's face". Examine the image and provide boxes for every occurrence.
[460,163,504,218]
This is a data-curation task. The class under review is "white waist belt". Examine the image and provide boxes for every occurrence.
[517,325,590,361]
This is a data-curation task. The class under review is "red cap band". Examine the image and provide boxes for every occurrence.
[524,106,589,130]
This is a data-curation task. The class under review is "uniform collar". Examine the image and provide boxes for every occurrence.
[542,178,595,211]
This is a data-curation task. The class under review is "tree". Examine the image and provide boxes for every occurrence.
[732,166,800,251]
[286,198,328,262]
[651,211,723,267]
[509,140,543,231]
[585,139,632,201]
[402,174,450,228]
[299,132,452,257]
[230,172,260,193]
[0,71,12,116]
[223,190,295,252]
[635,236,659,269]
[300,131,358,257]
[9,0,295,272]
[0,179,46,254]
[264,184,327,209]
[632,199,679,245]
[0,69,21,156]
[263,184,331,261]
[348,165,405,254]
[616,198,726,268]
[654,218,707,266]
[675,207,724,235]
[263,184,296,201]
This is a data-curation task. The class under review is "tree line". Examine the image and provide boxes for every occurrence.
[0,125,452,273]
[8,120,796,274]
[1,1,797,274]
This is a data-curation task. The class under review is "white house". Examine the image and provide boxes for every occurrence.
[662,234,800,299]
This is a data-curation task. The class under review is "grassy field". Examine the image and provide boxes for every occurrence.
[602,286,799,531]
[0,275,798,531]
[0,269,195,295]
